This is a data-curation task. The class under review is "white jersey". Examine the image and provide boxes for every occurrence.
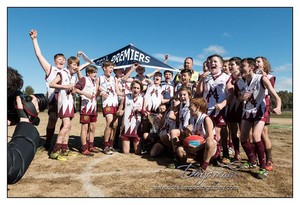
[144,83,162,112]
[75,76,97,116]
[178,101,190,130]
[45,65,63,102]
[56,68,74,118]
[99,75,119,107]
[237,74,266,120]
[190,113,215,139]
[122,94,144,137]
[203,72,230,115]
[117,78,131,103]
[161,81,175,99]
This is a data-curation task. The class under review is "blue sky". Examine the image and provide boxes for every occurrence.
[8,7,292,93]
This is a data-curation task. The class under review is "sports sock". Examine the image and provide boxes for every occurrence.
[88,141,94,149]
[82,144,88,152]
[254,141,266,169]
[61,144,68,153]
[108,140,113,147]
[250,142,256,157]
[241,141,256,164]
[104,141,109,147]
[201,161,209,170]
[52,143,62,153]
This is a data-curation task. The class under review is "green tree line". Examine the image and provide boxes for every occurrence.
[271,90,293,111]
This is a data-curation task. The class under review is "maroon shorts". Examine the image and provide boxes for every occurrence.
[80,114,97,124]
[122,135,140,143]
[209,109,226,127]
[102,106,117,117]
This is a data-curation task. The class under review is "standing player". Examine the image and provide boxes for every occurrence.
[99,61,123,154]
[237,58,281,179]
[74,65,99,156]
[48,58,77,160]
[117,80,145,154]
[200,54,233,162]
[255,56,276,171]
[29,29,66,150]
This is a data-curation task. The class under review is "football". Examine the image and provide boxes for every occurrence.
[183,135,206,149]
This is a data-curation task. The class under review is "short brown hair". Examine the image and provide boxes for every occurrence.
[85,65,98,75]
[190,98,207,113]
[54,53,66,61]
[102,60,115,68]
[67,56,80,66]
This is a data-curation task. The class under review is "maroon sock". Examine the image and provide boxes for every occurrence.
[201,162,209,170]
[108,140,113,147]
[88,141,94,149]
[250,142,256,157]
[254,141,266,169]
[46,128,55,144]
[61,144,68,153]
[82,144,88,152]
[241,141,256,164]
[52,143,62,153]
[104,141,109,147]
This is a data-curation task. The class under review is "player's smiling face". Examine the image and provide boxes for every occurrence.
[210,56,222,75]
[154,75,162,84]
[103,65,114,76]
[68,62,78,74]
[131,83,141,96]
[179,90,189,103]
[55,56,66,69]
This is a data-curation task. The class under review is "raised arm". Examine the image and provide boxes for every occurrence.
[29,29,51,76]
[122,63,139,81]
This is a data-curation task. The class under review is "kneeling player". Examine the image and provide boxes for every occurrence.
[177,98,219,171]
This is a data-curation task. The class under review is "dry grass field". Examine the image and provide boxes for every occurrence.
[7,112,293,198]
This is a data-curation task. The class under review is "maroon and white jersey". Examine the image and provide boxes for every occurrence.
[178,101,190,130]
[203,72,230,115]
[266,74,276,95]
[45,65,63,102]
[190,113,215,139]
[122,93,145,138]
[144,83,162,112]
[237,74,266,120]
[117,78,132,103]
[75,76,97,116]
[56,68,74,118]
[99,75,118,107]
[161,81,175,99]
